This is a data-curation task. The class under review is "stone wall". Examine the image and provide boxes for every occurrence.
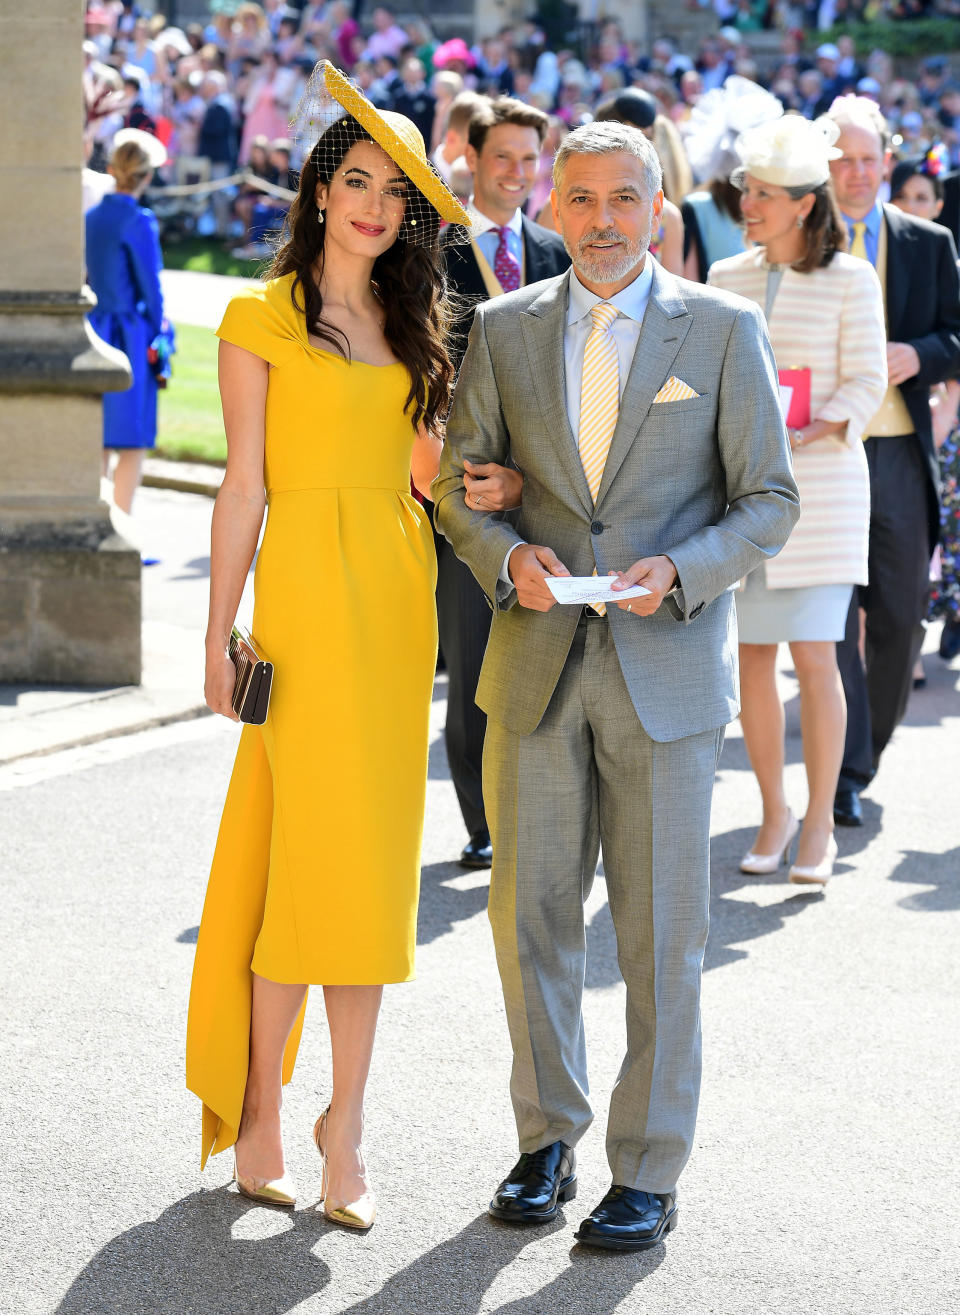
[0,0,141,687]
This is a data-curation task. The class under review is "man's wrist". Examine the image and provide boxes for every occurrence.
[501,540,525,585]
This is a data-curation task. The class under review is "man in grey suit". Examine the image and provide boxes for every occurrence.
[433,122,799,1251]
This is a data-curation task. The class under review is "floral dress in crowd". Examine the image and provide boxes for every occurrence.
[929,418,960,623]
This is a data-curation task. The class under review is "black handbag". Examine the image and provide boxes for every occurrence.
[228,624,274,725]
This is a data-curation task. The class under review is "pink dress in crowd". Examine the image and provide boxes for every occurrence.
[240,74,292,163]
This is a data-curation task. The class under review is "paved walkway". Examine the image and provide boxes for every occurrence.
[2,485,959,1313]
[160,267,257,329]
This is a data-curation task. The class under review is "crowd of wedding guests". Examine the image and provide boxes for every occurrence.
[81,2,960,865]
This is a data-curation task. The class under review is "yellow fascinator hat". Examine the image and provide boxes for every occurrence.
[292,61,470,232]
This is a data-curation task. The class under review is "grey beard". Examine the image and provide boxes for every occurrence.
[565,227,650,284]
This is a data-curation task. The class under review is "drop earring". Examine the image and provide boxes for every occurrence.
[796,215,804,229]
[317,207,324,224]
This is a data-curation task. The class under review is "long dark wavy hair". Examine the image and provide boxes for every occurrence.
[786,180,848,273]
[269,116,455,437]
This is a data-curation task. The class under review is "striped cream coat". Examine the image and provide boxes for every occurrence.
[709,248,887,589]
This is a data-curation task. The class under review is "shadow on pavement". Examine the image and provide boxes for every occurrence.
[334,1211,658,1315]
[491,1240,666,1314]
[54,1189,329,1315]
[417,860,489,945]
[888,844,960,912]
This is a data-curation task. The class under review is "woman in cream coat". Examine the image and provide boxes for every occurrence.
[710,115,887,884]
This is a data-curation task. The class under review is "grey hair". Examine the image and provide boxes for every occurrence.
[552,121,663,200]
[824,93,891,152]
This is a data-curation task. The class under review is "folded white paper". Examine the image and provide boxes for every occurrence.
[545,576,651,605]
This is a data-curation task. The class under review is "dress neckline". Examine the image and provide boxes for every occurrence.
[306,343,405,369]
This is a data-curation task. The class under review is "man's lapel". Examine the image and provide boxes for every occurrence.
[521,215,553,285]
[595,261,693,508]
[882,203,917,338]
[520,270,595,517]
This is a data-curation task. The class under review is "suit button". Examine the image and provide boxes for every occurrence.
[591,521,604,535]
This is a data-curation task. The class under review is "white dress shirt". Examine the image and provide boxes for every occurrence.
[497,259,655,585]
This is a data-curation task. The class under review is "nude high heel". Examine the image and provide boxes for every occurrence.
[739,811,799,875]
[789,834,837,886]
[313,1106,377,1231]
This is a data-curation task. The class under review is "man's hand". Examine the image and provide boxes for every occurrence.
[887,341,920,386]
[611,555,678,616]
[463,458,524,511]
[507,544,570,611]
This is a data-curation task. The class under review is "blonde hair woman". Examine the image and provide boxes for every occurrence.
[709,115,888,884]
[85,129,167,514]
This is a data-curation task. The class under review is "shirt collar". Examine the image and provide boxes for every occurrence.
[842,199,883,236]
[566,258,655,326]
[468,202,523,238]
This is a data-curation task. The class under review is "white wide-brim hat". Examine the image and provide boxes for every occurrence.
[732,112,842,191]
[112,127,168,169]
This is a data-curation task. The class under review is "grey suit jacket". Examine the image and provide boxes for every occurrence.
[433,262,800,742]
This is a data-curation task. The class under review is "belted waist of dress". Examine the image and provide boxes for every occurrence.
[267,484,412,496]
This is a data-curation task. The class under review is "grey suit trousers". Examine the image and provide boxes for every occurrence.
[484,613,722,1194]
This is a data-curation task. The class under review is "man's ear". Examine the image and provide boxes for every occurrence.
[464,143,479,177]
[549,187,560,232]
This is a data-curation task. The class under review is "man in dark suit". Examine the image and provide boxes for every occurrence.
[826,97,960,826]
[439,97,570,867]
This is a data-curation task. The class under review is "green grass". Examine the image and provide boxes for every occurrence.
[162,237,267,280]
[156,321,227,464]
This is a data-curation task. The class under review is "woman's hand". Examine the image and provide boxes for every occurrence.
[463,459,524,512]
[205,644,241,722]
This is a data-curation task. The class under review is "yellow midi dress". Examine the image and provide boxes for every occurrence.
[186,273,438,1167]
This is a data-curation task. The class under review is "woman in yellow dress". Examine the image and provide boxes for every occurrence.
[186,63,520,1227]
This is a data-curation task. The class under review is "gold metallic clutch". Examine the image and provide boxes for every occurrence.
[228,624,273,725]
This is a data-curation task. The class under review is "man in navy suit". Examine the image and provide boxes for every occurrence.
[439,98,570,868]
[826,97,960,826]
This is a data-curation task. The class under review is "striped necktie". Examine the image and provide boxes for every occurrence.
[849,221,868,262]
[578,301,620,614]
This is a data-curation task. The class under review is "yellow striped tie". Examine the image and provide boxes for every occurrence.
[849,221,868,261]
[578,301,620,614]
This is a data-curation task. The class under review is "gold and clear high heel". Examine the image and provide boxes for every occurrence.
[233,1154,297,1208]
[313,1105,377,1231]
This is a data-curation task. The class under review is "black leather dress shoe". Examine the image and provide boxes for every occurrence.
[460,830,493,868]
[833,787,863,827]
[574,1185,677,1252]
[488,1141,576,1223]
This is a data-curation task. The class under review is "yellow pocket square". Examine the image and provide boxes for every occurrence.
[653,376,700,403]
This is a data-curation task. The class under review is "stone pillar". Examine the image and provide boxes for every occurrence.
[0,0,141,685]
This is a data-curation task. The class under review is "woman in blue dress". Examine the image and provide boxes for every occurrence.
[86,128,167,513]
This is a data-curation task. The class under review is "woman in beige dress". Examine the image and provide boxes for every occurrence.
[709,114,887,884]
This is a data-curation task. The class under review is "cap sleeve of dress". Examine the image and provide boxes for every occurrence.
[216,281,298,367]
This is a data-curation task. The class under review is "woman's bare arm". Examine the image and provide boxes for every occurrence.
[204,340,269,719]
